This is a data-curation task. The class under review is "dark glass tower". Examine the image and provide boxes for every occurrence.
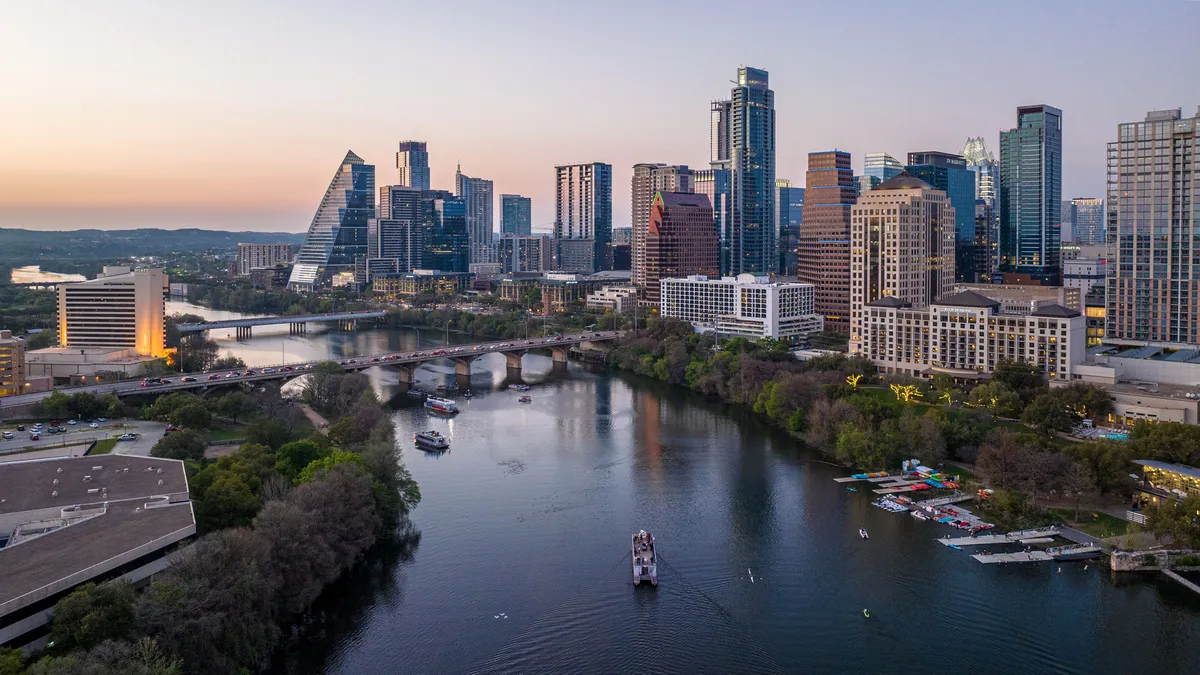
[501,194,532,236]
[999,104,1063,285]
[422,190,469,273]
[717,66,776,276]
[906,151,977,281]
[289,150,375,290]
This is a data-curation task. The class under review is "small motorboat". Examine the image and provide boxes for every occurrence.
[518,395,532,404]
[414,430,450,450]
[859,528,869,540]
[462,391,473,398]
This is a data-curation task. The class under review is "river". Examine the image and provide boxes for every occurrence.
[168,302,1200,674]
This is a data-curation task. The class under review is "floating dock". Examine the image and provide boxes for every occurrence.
[972,551,1054,564]
[938,527,1060,547]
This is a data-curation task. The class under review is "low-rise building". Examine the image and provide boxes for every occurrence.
[586,286,637,314]
[950,282,1080,315]
[0,331,25,398]
[373,270,474,299]
[0,455,195,648]
[860,290,1085,381]
[1084,289,1105,347]
[248,264,292,289]
[1132,460,1200,500]
[539,273,607,316]
[660,274,823,342]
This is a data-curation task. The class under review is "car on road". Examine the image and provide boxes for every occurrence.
[164,425,180,434]
[16,425,24,431]
[88,422,100,429]
[283,366,294,371]
[47,427,59,434]
[67,419,78,425]
[29,433,39,441]
[208,374,221,380]
[370,358,381,363]
[181,376,197,383]
[347,359,358,364]
[118,433,138,441]
[225,373,238,379]
[141,378,162,387]
[2,432,13,440]
[243,370,256,376]
[263,368,277,374]
[160,379,172,384]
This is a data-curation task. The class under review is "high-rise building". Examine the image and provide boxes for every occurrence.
[501,194,532,236]
[554,162,612,273]
[236,243,292,276]
[713,66,776,275]
[961,137,997,202]
[974,199,996,279]
[660,274,822,341]
[799,151,857,333]
[455,165,494,264]
[643,191,719,306]
[907,151,977,282]
[396,141,430,190]
[422,190,470,273]
[849,174,955,351]
[1061,200,1076,242]
[631,164,693,290]
[999,104,1063,285]
[776,180,804,275]
[1071,197,1104,245]
[368,186,425,274]
[612,227,632,245]
[289,151,375,290]
[57,266,167,358]
[694,167,733,274]
[498,234,551,273]
[864,153,904,184]
[1106,107,1200,346]
[0,330,26,397]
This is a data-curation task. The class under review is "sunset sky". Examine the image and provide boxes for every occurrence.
[2,0,1198,233]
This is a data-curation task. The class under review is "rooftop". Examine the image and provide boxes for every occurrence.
[874,172,934,191]
[934,290,1002,309]
[0,455,188,516]
[1030,304,1081,318]
[1133,460,1200,481]
[866,296,912,308]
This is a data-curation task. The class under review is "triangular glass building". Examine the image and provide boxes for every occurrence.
[288,151,375,290]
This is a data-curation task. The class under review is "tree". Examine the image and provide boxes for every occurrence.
[1021,390,1080,434]
[968,381,1021,418]
[169,402,211,430]
[991,359,1046,403]
[1061,461,1099,522]
[302,361,347,413]
[296,450,364,484]
[1129,422,1200,467]
[244,417,295,450]
[1144,494,1200,549]
[0,647,24,675]
[215,391,252,423]
[1056,382,1114,422]
[845,374,863,390]
[25,329,56,350]
[885,410,946,465]
[274,437,330,479]
[49,581,136,651]
[37,390,71,417]
[210,355,246,371]
[144,392,201,422]
[890,383,923,403]
[804,399,861,453]
[150,430,205,461]
[194,473,261,532]
[976,429,1035,490]
[68,392,104,419]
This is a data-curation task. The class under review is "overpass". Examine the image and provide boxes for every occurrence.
[176,310,387,338]
[0,331,622,412]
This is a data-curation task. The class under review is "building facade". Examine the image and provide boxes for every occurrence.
[1071,197,1104,245]
[501,194,532,236]
[554,162,613,273]
[862,153,903,195]
[372,270,473,299]
[396,140,430,190]
[999,104,1063,285]
[850,174,955,352]
[776,180,804,275]
[962,137,998,202]
[289,151,375,290]
[455,166,494,264]
[236,243,292,276]
[860,291,1085,381]
[370,185,426,275]
[0,331,25,397]
[498,234,552,273]
[799,150,857,333]
[950,282,1081,316]
[631,163,693,289]
[907,151,977,282]
[1064,258,1106,292]
[421,191,470,274]
[586,286,637,314]
[714,67,776,276]
[643,191,719,306]
[659,274,823,342]
[57,266,167,358]
[693,167,733,274]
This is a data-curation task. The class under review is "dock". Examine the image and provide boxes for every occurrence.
[938,527,1060,547]
[916,493,974,508]
[972,551,1054,564]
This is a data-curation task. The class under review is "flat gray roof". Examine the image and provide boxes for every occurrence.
[0,501,195,617]
[1133,460,1200,480]
[0,455,187,516]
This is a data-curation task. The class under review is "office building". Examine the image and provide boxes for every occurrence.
[643,191,719,306]
[57,266,167,358]
[422,191,470,274]
[961,137,998,202]
[396,141,430,190]
[586,286,638,314]
[776,180,805,275]
[799,150,857,333]
[1061,200,1076,242]
[860,290,1084,381]
[1064,258,1107,292]
[236,243,292,276]
[861,153,903,195]
[907,151,977,281]
[712,67,776,276]
[499,234,552,273]
[612,243,631,271]
[660,274,823,342]
[554,162,613,273]
[693,167,733,274]
[612,227,632,245]
[999,104,1063,285]
[501,194,532,236]
[455,165,494,264]
[849,173,955,351]
[372,270,473,299]
[289,151,375,290]
[0,331,25,397]
[631,164,693,289]
[1071,197,1104,245]
[0,455,195,649]
[974,200,995,279]
[1106,107,1200,345]
[370,185,425,274]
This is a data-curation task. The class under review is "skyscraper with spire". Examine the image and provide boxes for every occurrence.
[289,150,375,290]
[455,164,494,264]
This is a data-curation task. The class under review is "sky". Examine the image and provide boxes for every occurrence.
[2,0,1198,234]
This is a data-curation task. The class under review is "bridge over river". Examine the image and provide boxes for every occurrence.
[176,310,388,338]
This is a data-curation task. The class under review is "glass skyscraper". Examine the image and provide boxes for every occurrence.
[907,151,977,281]
[999,104,1063,285]
[501,194,532,236]
[775,179,804,275]
[396,141,430,190]
[714,66,776,275]
[455,165,494,264]
[961,137,997,202]
[289,150,375,290]
[554,163,613,273]
[863,153,903,184]
[422,190,469,274]
[800,150,857,333]
[1071,197,1104,245]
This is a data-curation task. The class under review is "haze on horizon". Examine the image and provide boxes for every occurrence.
[2,0,1197,233]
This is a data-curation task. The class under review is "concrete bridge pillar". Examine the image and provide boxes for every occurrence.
[289,322,307,335]
[550,346,570,364]
[581,340,610,353]
[452,355,478,378]
[503,350,527,370]
[236,326,253,340]
[396,364,417,387]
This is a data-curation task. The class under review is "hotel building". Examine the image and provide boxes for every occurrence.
[659,274,822,342]
[57,266,167,358]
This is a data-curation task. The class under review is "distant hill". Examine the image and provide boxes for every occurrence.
[0,228,304,256]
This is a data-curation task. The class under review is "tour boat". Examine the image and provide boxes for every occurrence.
[424,397,459,414]
[414,430,450,450]
[633,530,657,586]
[518,395,532,403]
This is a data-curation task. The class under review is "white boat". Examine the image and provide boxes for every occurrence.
[633,530,658,586]
[911,510,931,521]
[508,384,530,391]
[414,430,450,449]
[424,397,459,414]
[859,528,869,539]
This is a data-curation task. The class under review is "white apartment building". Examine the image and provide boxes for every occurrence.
[57,266,167,357]
[586,286,637,314]
[860,290,1085,381]
[850,174,955,352]
[1063,258,1106,292]
[660,274,823,342]
[236,243,292,276]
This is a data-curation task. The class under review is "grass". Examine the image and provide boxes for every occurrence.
[1046,508,1130,539]
[204,423,248,442]
[942,462,977,483]
[89,438,118,455]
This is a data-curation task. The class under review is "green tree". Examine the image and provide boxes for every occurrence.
[216,391,252,423]
[37,390,71,418]
[296,450,364,484]
[210,355,247,371]
[1129,422,1200,466]
[169,402,211,430]
[25,329,57,350]
[274,437,331,479]
[144,392,201,422]
[990,359,1046,402]
[0,647,24,675]
[1021,390,1080,434]
[194,473,261,532]
[68,392,104,419]
[244,417,295,450]
[968,381,1021,418]
[49,581,136,651]
[1144,494,1200,549]
[150,429,205,461]
[1055,382,1114,421]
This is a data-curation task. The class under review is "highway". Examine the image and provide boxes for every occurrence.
[0,331,622,408]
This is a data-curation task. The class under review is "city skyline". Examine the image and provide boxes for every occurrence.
[2,1,1198,232]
